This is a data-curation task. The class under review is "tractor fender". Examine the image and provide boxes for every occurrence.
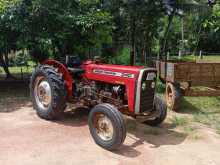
[42,60,73,100]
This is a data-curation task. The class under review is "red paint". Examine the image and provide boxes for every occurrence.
[43,60,73,99]
[82,62,145,113]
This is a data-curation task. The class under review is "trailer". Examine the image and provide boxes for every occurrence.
[156,60,220,111]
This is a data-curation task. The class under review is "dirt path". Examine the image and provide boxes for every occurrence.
[1,104,220,165]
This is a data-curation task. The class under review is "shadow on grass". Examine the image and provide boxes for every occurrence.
[216,96,220,103]
[0,81,31,113]
[177,97,203,115]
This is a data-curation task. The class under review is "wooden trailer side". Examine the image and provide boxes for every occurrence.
[156,61,175,83]
[174,63,220,86]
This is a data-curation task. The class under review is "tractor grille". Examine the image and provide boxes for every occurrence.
[139,71,156,113]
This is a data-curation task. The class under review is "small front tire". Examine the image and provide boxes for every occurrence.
[88,104,126,151]
[144,96,167,126]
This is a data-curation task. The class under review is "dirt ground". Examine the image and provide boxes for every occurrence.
[1,84,220,165]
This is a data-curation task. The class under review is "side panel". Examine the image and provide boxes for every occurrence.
[175,63,220,86]
[156,61,175,83]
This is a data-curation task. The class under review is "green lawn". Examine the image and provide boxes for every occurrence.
[0,61,35,79]
[180,96,220,134]
[8,66,34,74]
[169,55,220,62]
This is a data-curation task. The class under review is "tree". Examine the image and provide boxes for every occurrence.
[103,0,164,65]
[23,0,113,59]
[0,0,21,79]
[0,0,113,73]
[198,3,220,51]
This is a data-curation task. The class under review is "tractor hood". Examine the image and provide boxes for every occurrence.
[82,61,157,83]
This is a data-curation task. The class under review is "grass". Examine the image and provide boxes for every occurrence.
[0,61,35,75]
[171,116,189,127]
[8,66,34,74]
[157,80,220,135]
[217,126,220,135]
[0,61,35,80]
[168,55,220,62]
[182,96,220,132]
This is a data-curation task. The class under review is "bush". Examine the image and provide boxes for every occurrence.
[111,47,130,65]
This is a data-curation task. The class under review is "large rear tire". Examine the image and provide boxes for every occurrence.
[144,96,167,126]
[166,83,182,111]
[88,104,126,151]
[30,65,67,120]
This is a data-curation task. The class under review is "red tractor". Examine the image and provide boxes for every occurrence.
[30,56,167,150]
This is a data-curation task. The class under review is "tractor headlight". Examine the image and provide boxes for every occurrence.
[142,82,147,91]
[151,82,156,89]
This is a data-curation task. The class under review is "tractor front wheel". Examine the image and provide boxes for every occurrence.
[30,65,67,120]
[88,104,126,151]
[144,96,167,126]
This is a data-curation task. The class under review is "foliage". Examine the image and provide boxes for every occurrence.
[199,3,220,51]
[0,0,220,78]
[110,47,130,65]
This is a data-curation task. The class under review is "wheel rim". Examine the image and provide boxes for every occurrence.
[94,113,114,141]
[167,85,173,106]
[34,77,52,111]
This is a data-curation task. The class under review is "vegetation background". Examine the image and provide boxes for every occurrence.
[0,0,219,78]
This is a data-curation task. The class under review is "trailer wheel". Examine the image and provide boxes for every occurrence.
[30,65,67,120]
[144,96,167,126]
[166,83,182,111]
[88,104,126,151]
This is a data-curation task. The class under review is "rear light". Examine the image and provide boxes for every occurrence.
[142,82,147,91]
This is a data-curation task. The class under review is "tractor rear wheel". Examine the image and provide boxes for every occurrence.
[88,104,126,151]
[144,96,167,126]
[30,65,67,120]
[166,83,182,111]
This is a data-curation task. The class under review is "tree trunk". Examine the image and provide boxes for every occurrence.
[130,17,136,66]
[141,46,146,64]
[0,54,14,79]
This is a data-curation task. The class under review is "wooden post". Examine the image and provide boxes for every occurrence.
[178,50,182,59]
[199,50,203,59]
[157,53,160,60]
[21,67,23,80]
[167,52,170,60]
